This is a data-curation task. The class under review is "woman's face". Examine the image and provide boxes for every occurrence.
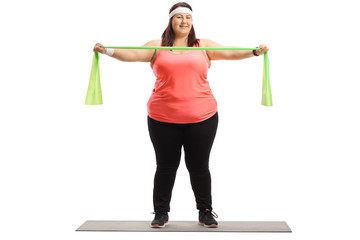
[171,12,192,37]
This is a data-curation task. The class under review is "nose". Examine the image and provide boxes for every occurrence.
[181,17,191,24]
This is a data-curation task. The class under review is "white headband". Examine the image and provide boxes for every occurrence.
[169,7,192,19]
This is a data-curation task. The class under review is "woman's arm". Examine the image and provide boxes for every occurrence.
[200,39,269,61]
[93,40,161,62]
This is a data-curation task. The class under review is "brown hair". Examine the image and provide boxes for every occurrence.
[161,2,199,47]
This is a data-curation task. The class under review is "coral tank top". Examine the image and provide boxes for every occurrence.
[147,46,218,123]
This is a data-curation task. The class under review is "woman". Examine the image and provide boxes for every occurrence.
[93,2,269,228]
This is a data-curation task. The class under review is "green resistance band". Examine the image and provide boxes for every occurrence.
[103,46,261,51]
[85,52,102,105]
[85,46,272,106]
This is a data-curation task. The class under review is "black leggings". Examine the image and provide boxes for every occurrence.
[148,112,218,213]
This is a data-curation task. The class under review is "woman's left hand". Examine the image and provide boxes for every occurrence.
[255,44,269,55]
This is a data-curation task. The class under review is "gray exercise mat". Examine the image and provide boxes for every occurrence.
[76,220,291,232]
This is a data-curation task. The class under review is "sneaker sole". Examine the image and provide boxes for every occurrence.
[199,222,218,228]
[151,221,169,228]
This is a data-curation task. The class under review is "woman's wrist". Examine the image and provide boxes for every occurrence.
[105,48,114,57]
[252,47,259,56]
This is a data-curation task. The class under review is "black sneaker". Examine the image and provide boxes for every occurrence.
[199,209,218,228]
[151,212,169,228]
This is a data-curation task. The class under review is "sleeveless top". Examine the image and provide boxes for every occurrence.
[147,45,218,123]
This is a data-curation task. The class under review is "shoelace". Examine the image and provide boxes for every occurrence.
[151,212,167,218]
[204,209,218,218]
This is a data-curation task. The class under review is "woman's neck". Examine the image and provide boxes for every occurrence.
[173,36,189,47]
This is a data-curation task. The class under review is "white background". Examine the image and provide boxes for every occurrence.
[1,0,359,239]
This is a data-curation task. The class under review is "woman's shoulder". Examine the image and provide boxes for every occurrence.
[198,39,212,47]
[143,40,162,46]
[199,39,222,47]
[199,39,222,48]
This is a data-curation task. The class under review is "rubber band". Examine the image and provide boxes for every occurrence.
[86,47,272,106]
[262,52,272,106]
[102,46,260,51]
[85,52,102,105]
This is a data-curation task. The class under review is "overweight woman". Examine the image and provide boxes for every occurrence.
[93,1,269,228]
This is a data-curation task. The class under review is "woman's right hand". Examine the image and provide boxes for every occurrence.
[93,43,106,54]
